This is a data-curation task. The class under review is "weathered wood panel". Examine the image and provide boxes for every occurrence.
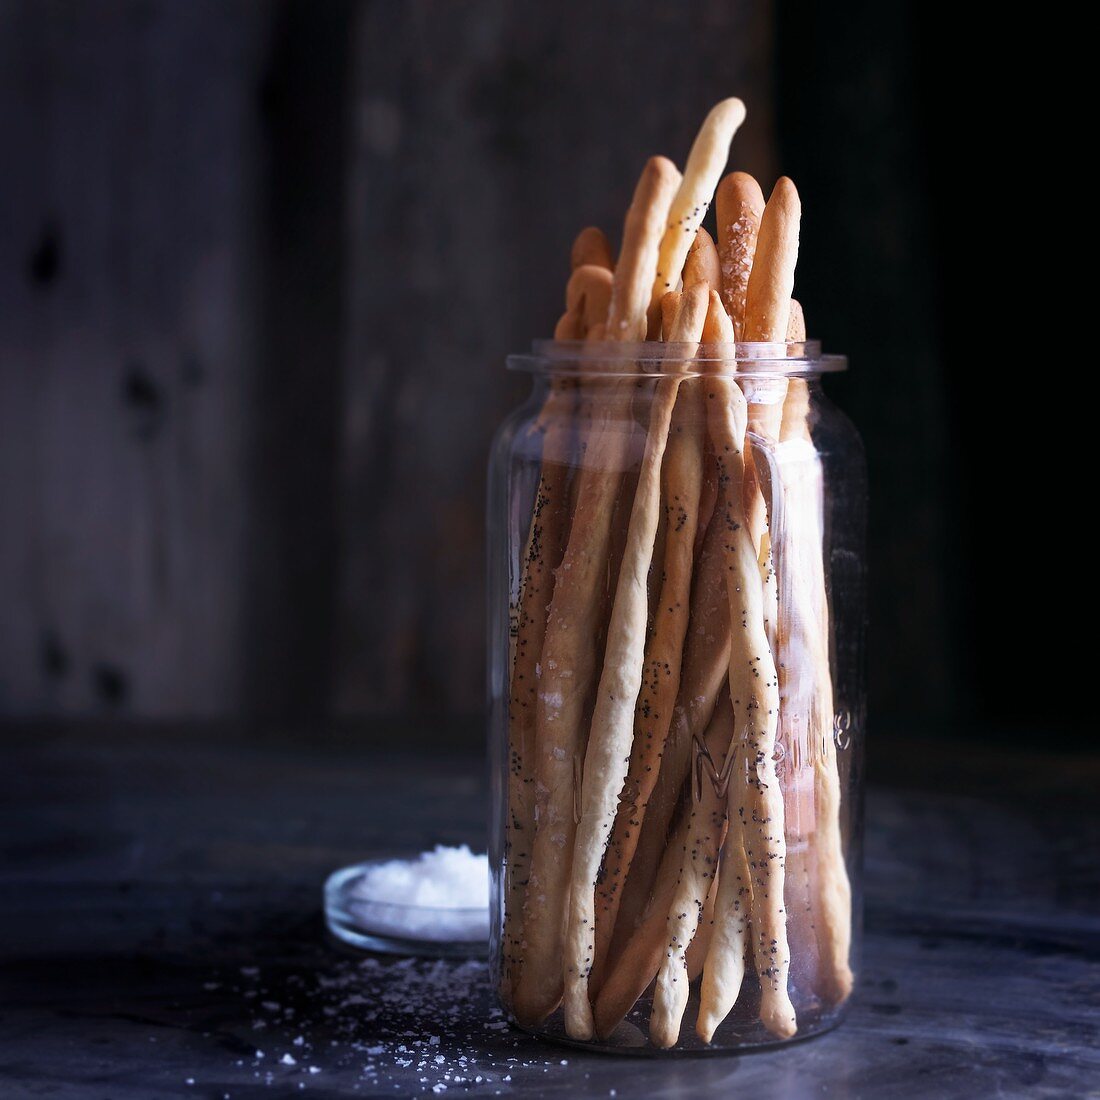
[0,0,271,716]
[335,0,777,713]
[0,0,777,719]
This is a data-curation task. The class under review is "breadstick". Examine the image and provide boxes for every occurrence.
[701,288,795,1040]
[647,99,746,335]
[743,177,800,346]
[511,157,680,1027]
[697,807,753,1041]
[786,298,806,344]
[503,266,613,998]
[714,172,765,337]
[563,284,709,1039]
[685,860,721,982]
[683,227,721,295]
[593,690,735,1040]
[590,501,730,991]
[571,226,615,272]
[650,691,736,1048]
[774,301,853,1005]
[606,157,683,341]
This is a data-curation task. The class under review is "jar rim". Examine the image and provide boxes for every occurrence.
[507,339,847,377]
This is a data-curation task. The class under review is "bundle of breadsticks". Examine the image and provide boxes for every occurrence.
[501,98,853,1048]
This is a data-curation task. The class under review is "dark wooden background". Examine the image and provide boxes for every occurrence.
[0,1,1077,740]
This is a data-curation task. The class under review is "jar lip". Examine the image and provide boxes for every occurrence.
[507,339,846,377]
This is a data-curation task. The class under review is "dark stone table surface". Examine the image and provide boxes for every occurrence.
[1,721,1098,1099]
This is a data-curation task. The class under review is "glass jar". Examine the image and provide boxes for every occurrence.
[487,340,866,1053]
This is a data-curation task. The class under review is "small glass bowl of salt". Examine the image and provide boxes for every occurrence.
[324,844,489,958]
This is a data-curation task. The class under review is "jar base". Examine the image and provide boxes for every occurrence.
[509,991,848,1056]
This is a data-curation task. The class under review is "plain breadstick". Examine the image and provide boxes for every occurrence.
[563,284,709,1039]
[593,690,734,1040]
[683,227,721,295]
[571,226,615,272]
[606,157,683,341]
[701,288,795,1040]
[715,172,765,338]
[646,99,746,334]
[511,157,680,1027]
[776,300,854,1004]
[590,501,730,991]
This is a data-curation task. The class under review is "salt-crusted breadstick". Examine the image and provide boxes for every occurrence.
[605,157,683,341]
[564,284,709,1039]
[502,263,613,998]
[593,690,735,1040]
[786,298,806,344]
[715,172,765,338]
[571,226,615,273]
[650,688,737,1048]
[647,99,746,335]
[590,502,730,990]
[511,158,680,1027]
[701,288,795,1040]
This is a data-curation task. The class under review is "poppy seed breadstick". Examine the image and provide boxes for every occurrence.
[593,690,735,1040]
[563,284,709,1039]
[571,226,615,272]
[701,288,796,1040]
[646,99,747,335]
[650,688,737,1048]
[589,499,730,992]
[504,265,614,999]
[606,157,683,341]
[715,172,765,337]
[512,159,681,1028]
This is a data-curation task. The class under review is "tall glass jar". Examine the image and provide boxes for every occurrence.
[487,341,866,1053]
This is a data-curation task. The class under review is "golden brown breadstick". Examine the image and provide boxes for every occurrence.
[786,298,806,343]
[564,284,709,1039]
[571,226,615,272]
[503,268,614,998]
[593,691,734,1040]
[590,500,730,991]
[512,157,680,1027]
[743,177,800,345]
[683,227,721,294]
[715,172,765,338]
[701,288,795,1040]
[647,99,746,335]
[606,157,682,341]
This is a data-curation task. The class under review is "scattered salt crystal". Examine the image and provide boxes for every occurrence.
[293,1035,304,1046]
[185,1079,194,1086]
[308,1067,321,1074]
[280,1053,297,1066]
